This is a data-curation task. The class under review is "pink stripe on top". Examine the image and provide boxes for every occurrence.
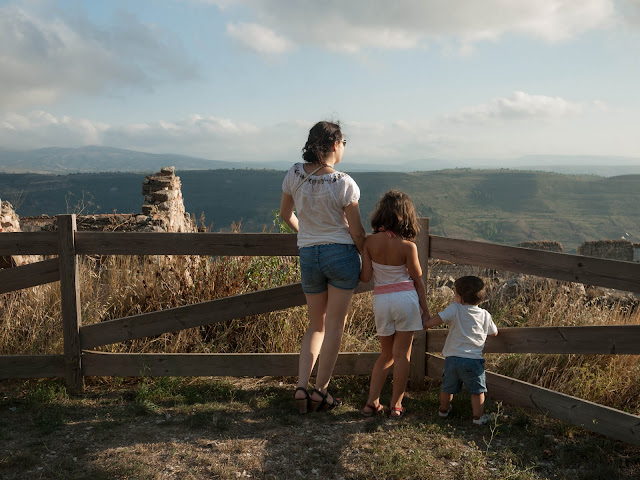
[373,281,415,295]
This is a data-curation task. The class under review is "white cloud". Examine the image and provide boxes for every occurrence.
[1,100,636,163]
[0,5,198,109]
[200,0,616,54]
[226,22,295,55]
[0,111,270,159]
[444,91,595,124]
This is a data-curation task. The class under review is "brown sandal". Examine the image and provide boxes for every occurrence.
[309,388,342,412]
[295,387,310,414]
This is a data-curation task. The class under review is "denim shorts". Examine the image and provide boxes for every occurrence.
[299,243,361,294]
[441,356,487,394]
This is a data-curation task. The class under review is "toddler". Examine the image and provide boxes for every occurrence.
[423,275,498,425]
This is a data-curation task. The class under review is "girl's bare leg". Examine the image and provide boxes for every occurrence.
[389,331,415,414]
[366,335,395,408]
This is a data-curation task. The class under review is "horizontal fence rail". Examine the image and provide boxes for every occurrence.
[0,232,59,255]
[427,354,640,446]
[75,232,300,256]
[0,355,65,379]
[430,235,640,293]
[428,325,640,355]
[81,280,374,349]
[82,351,379,377]
[0,258,60,294]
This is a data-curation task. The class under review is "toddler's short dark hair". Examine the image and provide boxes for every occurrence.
[454,276,485,305]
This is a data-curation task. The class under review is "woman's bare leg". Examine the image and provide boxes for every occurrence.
[296,291,327,399]
[311,285,354,402]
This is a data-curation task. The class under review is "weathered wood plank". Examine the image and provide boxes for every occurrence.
[0,355,65,378]
[75,232,300,256]
[426,325,640,354]
[430,236,640,293]
[82,351,379,377]
[426,354,640,446]
[0,258,60,294]
[58,215,84,393]
[0,232,59,255]
[81,279,374,349]
[410,218,429,390]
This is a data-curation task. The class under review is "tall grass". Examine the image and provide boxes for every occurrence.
[1,253,638,413]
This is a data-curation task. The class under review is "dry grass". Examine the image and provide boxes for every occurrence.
[1,254,639,413]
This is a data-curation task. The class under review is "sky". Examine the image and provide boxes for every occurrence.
[1,0,640,167]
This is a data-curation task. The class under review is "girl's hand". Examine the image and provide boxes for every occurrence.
[421,312,430,330]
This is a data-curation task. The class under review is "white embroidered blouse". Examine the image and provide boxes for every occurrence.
[282,163,360,248]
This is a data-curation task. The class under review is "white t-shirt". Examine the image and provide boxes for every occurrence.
[282,163,360,248]
[439,302,498,359]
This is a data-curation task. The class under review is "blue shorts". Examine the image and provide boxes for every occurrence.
[441,356,487,395]
[299,244,361,294]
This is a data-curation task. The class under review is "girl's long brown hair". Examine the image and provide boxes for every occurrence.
[370,190,420,241]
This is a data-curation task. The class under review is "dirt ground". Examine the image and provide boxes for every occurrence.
[1,376,639,480]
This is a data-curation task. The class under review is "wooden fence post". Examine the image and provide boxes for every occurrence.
[58,214,84,394]
[409,217,429,390]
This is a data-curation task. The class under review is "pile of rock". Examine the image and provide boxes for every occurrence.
[578,240,634,262]
[141,166,194,233]
[0,200,40,267]
[0,200,20,234]
[517,241,563,252]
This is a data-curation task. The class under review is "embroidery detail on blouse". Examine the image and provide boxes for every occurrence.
[293,163,347,185]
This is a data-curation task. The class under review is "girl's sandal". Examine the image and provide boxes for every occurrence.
[295,387,310,414]
[361,403,384,417]
[389,406,405,420]
[310,388,342,412]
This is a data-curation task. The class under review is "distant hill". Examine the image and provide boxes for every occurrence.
[1,146,640,176]
[0,146,291,174]
[2,168,639,253]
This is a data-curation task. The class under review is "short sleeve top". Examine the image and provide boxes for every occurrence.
[438,302,498,359]
[282,163,360,248]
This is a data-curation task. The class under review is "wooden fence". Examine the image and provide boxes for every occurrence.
[1,215,640,445]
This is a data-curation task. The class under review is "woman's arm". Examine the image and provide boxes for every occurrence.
[344,201,366,253]
[279,193,299,233]
[405,241,430,318]
[359,240,373,282]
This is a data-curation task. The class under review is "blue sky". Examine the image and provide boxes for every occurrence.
[1,0,639,167]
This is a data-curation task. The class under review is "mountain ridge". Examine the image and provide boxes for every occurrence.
[1,146,640,176]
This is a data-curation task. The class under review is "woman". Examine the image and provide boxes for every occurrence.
[280,120,366,412]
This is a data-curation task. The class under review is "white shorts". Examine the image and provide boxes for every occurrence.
[373,290,422,337]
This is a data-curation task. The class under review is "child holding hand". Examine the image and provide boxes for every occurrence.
[423,275,498,425]
[360,191,430,419]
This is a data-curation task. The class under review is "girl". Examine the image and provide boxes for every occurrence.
[359,190,429,419]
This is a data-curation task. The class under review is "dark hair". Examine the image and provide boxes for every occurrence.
[370,190,420,241]
[302,121,342,164]
[454,276,485,305]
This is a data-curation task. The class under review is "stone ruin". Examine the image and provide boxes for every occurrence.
[1,167,195,268]
[578,240,634,262]
[516,241,563,252]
